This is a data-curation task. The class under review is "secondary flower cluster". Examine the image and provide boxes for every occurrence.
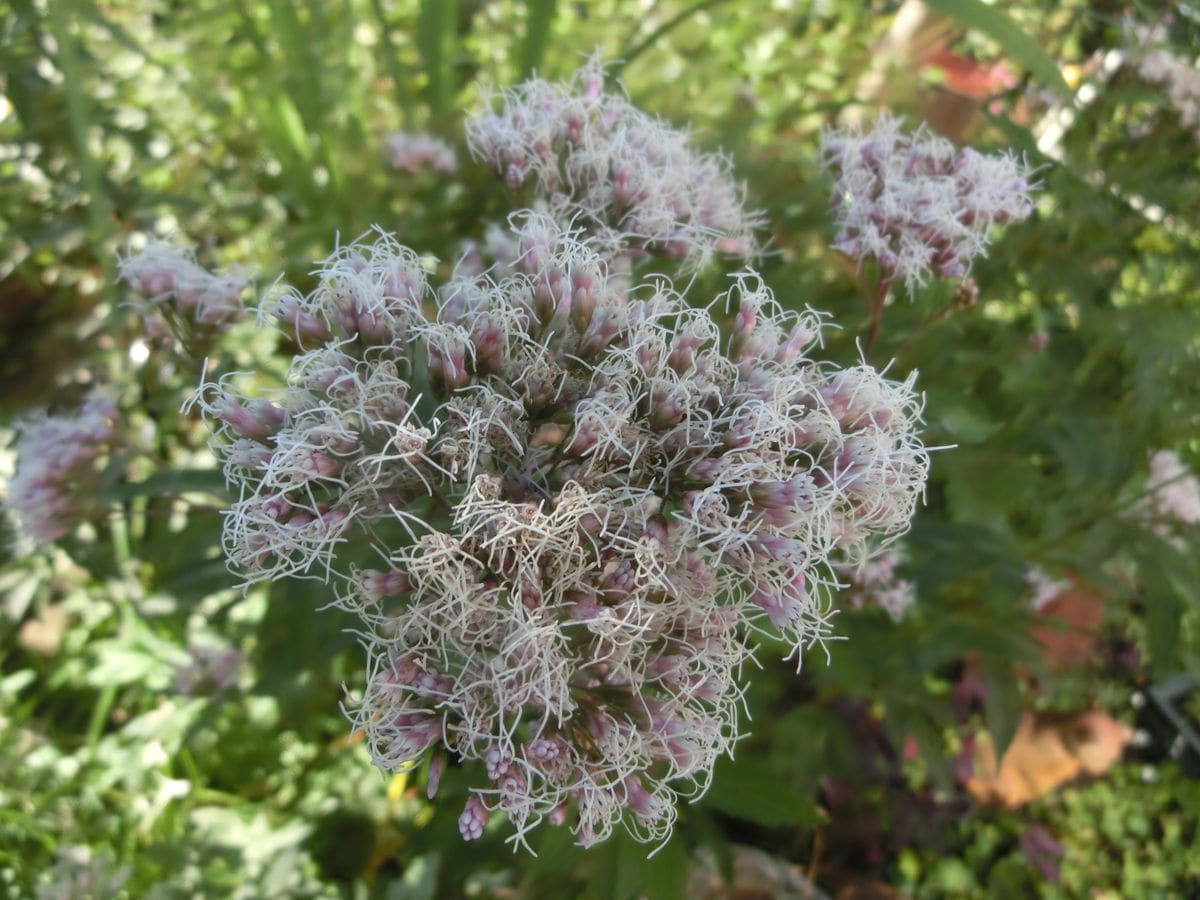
[1143,449,1200,531]
[5,389,119,550]
[820,115,1036,293]
[837,546,916,621]
[384,131,459,175]
[1126,20,1200,142]
[199,212,929,848]
[466,62,760,268]
[1024,567,1069,613]
[1136,48,1200,140]
[118,240,247,338]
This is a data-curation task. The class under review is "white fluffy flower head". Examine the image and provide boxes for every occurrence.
[200,212,929,850]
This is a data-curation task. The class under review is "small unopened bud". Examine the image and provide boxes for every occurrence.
[459,795,490,841]
[427,754,445,800]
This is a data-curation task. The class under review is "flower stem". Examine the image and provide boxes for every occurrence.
[865,275,893,357]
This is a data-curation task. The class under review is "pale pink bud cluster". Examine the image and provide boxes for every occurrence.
[5,389,119,549]
[263,230,428,347]
[820,115,1036,293]
[837,546,916,621]
[118,239,247,331]
[1143,450,1200,530]
[201,213,928,848]
[383,131,458,175]
[466,62,761,268]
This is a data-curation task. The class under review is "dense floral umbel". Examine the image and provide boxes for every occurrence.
[466,62,760,268]
[5,390,119,550]
[199,216,928,848]
[820,116,1035,293]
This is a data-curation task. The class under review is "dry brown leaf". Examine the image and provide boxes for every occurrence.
[966,711,1132,807]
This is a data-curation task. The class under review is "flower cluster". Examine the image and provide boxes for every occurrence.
[1126,20,1200,141]
[466,62,760,268]
[118,240,247,337]
[1143,449,1200,530]
[198,209,928,848]
[838,546,916,621]
[5,389,119,550]
[1024,567,1069,613]
[819,115,1036,293]
[1136,48,1200,140]
[383,131,458,175]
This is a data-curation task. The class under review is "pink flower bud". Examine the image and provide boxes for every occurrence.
[459,795,490,841]
[427,754,445,800]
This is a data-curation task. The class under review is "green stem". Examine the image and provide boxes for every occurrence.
[108,504,132,566]
[85,682,118,754]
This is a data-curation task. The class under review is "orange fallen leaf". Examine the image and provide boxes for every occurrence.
[967,711,1131,807]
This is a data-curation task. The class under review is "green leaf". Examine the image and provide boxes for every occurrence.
[583,831,686,900]
[922,0,1074,102]
[518,0,556,79]
[615,0,729,75]
[266,0,324,127]
[370,0,414,117]
[274,94,313,163]
[982,656,1022,759]
[637,836,688,900]
[1133,532,1200,676]
[417,0,457,119]
[102,469,228,503]
[701,756,821,828]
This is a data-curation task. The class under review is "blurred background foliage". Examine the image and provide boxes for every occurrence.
[1,0,1198,897]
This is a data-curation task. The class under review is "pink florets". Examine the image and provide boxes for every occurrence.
[118,239,247,332]
[838,546,916,621]
[466,61,762,269]
[820,115,1036,293]
[5,389,120,550]
[201,213,928,849]
[383,131,458,175]
[193,63,933,851]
